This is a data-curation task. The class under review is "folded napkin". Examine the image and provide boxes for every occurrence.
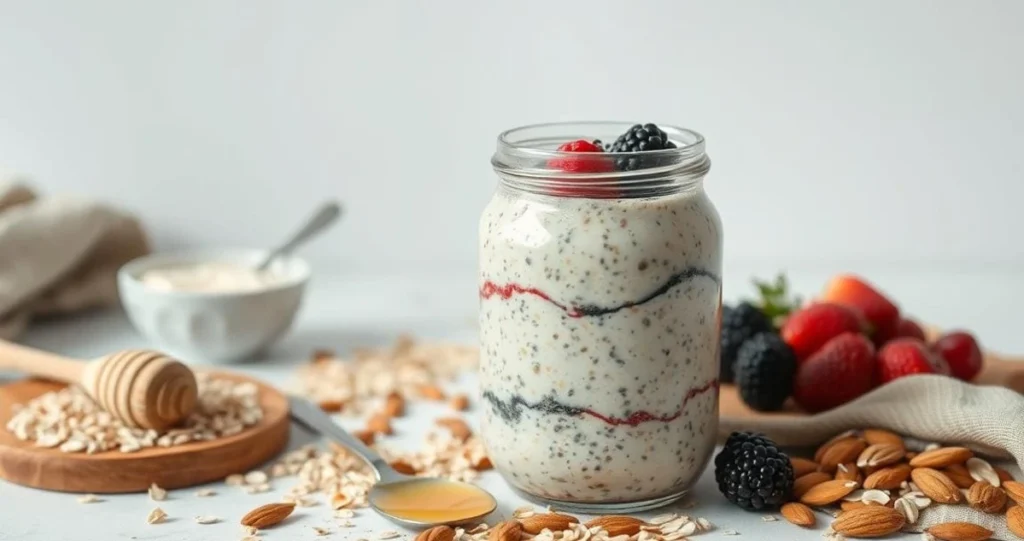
[721,375,1024,538]
[0,178,150,339]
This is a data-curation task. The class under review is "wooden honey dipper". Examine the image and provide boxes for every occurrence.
[0,340,198,430]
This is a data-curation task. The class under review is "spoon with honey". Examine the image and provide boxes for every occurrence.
[288,396,497,527]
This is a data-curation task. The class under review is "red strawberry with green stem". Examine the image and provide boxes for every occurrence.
[793,332,877,413]
[877,337,950,383]
[781,302,866,361]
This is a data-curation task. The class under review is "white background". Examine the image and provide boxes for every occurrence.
[1,0,1022,275]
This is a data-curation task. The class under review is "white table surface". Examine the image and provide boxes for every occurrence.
[1,267,1021,541]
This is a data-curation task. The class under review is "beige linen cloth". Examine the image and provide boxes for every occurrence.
[721,375,1024,539]
[0,179,149,340]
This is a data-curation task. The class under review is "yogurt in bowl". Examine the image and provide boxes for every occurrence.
[118,249,309,364]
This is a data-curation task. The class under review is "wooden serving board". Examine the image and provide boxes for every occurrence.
[721,340,1024,420]
[0,372,290,493]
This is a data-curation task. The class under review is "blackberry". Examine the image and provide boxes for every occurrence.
[714,431,795,511]
[719,302,774,384]
[734,332,797,412]
[608,123,677,171]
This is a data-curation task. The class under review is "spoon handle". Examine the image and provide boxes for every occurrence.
[287,396,407,483]
[0,339,86,384]
[257,201,342,271]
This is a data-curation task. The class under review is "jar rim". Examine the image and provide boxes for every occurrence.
[496,121,706,161]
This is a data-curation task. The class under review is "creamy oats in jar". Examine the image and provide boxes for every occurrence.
[479,122,722,512]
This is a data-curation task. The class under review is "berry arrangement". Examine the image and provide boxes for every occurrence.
[721,273,984,414]
[545,123,679,197]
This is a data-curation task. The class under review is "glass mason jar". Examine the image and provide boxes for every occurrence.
[478,122,723,513]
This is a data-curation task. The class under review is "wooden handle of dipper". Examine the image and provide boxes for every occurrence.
[0,340,198,430]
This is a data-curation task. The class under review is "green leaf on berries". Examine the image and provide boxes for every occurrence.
[752,273,801,327]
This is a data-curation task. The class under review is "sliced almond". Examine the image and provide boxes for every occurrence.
[909,446,973,469]
[862,428,905,449]
[488,520,523,541]
[894,497,919,525]
[911,468,963,504]
[1002,480,1024,506]
[519,513,578,534]
[857,444,904,469]
[967,457,1000,487]
[800,480,859,506]
[1007,505,1024,539]
[861,489,891,505]
[967,480,1007,514]
[864,464,912,490]
[944,463,978,489]
[240,502,296,529]
[780,502,816,527]
[830,506,905,537]
[793,472,833,499]
[584,516,648,536]
[925,522,993,541]
[818,438,868,473]
[790,457,820,478]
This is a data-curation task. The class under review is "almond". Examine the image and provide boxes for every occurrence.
[831,506,905,537]
[519,513,579,534]
[1003,481,1024,506]
[436,418,472,441]
[488,520,523,541]
[473,455,493,471]
[925,522,993,541]
[790,457,820,478]
[390,460,417,475]
[841,500,868,511]
[449,394,470,411]
[800,480,860,506]
[862,428,905,449]
[818,438,868,473]
[967,481,1007,514]
[864,464,912,490]
[1007,505,1024,538]
[911,468,964,504]
[383,392,405,417]
[416,526,456,541]
[418,384,445,401]
[240,502,296,529]
[996,466,1015,483]
[835,463,863,485]
[353,429,375,446]
[816,431,860,462]
[318,399,344,413]
[793,472,833,499]
[909,447,973,468]
[367,412,393,435]
[857,444,904,468]
[944,463,978,489]
[780,502,816,527]
[584,516,647,536]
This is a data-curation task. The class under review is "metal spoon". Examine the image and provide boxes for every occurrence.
[288,397,497,528]
[255,201,342,271]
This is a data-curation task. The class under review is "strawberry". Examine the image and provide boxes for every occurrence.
[820,275,900,338]
[793,333,876,413]
[873,317,926,346]
[931,331,983,381]
[877,337,951,383]
[780,302,866,361]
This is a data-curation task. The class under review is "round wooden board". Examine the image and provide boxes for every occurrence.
[0,372,290,493]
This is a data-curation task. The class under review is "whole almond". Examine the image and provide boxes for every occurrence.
[864,464,912,490]
[831,506,905,537]
[819,438,868,473]
[489,520,523,541]
[800,480,860,506]
[816,431,860,462]
[1007,505,1024,538]
[1003,481,1024,506]
[584,516,647,536]
[909,447,973,468]
[793,472,833,499]
[835,463,863,485]
[383,392,405,417]
[450,394,470,412]
[944,464,977,489]
[318,399,344,413]
[911,468,964,504]
[967,481,1007,514]
[780,502,816,527]
[240,502,296,529]
[790,457,820,478]
[416,526,456,541]
[519,513,579,534]
[390,460,417,475]
[367,413,393,435]
[841,500,868,511]
[857,444,905,469]
[436,418,472,441]
[925,522,993,541]
[353,429,375,446]
[862,428,906,449]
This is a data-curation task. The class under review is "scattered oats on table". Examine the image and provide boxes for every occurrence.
[761,515,778,522]
[378,530,401,540]
[76,494,101,503]
[148,483,167,501]
[313,526,331,536]
[194,515,220,525]
[196,488,216,497]
[146,507,167,524]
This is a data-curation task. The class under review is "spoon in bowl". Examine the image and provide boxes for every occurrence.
[255,201,343,271]
[288,397,497,527]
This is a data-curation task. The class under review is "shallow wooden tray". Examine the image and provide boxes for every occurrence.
[0,372,290,493]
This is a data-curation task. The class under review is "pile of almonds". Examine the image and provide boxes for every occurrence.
[777,428,1024,539]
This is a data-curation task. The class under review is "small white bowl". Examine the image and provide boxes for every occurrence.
[117,249,310,364]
